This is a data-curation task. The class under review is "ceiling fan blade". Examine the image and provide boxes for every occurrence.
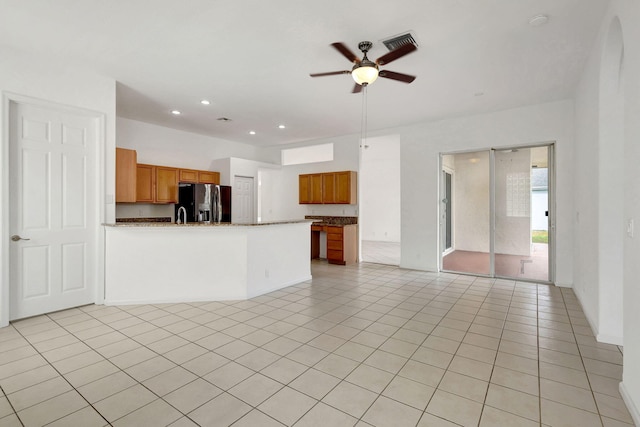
[352,83,363,94]
[331,42,360,63]
[310,70,351,77]
[378,70,416,83]
[376,43,417,66]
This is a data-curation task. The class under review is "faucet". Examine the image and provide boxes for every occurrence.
[176,206,187,225]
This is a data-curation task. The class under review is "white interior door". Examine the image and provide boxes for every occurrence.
[233,176,254,224]
[9,101,98,320]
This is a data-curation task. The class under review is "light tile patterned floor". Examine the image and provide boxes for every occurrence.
[361,241,400,266]
[0,261,633,427]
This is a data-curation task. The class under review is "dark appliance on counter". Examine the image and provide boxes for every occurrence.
[176,183,232,223]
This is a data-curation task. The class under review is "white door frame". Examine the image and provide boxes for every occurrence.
[441,165,455,256]
[233,175,255,224]
[1,93,106,327]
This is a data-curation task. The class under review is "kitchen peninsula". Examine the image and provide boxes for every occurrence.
[104,220,313,305]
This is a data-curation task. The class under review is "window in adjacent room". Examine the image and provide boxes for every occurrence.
[281,143,333,165]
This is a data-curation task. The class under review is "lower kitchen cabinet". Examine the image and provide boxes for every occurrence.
[312,224,357,265]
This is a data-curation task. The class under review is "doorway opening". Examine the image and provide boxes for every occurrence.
[440,144,554,283]
[360,135,401,266]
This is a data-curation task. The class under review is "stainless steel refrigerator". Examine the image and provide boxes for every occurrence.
[176,183,232,223]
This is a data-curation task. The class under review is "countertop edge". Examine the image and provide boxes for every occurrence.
[103,219,315,228]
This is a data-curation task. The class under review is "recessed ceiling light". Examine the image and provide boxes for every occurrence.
[200,100,211,105]
[171,110,181,115]
[529,14,549,26]
[249,131,256,135]
[278,124,286,129]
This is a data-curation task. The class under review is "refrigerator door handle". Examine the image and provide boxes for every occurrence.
[215,185,222,224]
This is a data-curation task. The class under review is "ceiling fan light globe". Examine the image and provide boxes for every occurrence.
[352,66,379,85]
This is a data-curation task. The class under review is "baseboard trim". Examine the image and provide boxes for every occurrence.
[554,281,572,288]
[596,333,623,346]
[573,286,600,339]
[619,381,640,426]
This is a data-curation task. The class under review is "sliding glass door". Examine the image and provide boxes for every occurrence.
[441,151,490,276]
[441,144,553,283]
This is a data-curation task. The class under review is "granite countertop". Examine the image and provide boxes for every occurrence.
[305,216,358,227]
[104,219,314,228]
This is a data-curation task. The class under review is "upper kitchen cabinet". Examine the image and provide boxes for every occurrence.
[322,173,336,204]
[136,164,154,203]
[179,169,198,183]
[136,164,178,204]
[198,171,220,184]
[299,171,357,204]
[156,166,179,203]
[178,169,220,184]
[299,173,323,204]
[334,171,357,204]
[115,148,137,202]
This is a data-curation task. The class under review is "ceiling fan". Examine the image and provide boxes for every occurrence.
[310,41,417,93]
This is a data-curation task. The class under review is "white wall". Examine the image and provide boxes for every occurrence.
[105,223,311,303]
[0,48,116,326]
[574,1,640,423]
[574,10,626,347]
[573,9,625,346]
[261,134,361,220]
[360,135,401,242]
[117,117,264,168]
[116,203,175,220]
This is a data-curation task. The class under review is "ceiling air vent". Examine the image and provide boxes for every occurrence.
[217,117,232,122]
[382,32,418,51]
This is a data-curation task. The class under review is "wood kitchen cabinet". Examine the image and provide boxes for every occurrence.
[334,171,357,204]
[299,171,357,204]
[299,174,323,204]
[136,164,178,203]
[322,173,336,204]
[179,169,199,183]
[115,148,137,202]
[326,225,357,265]
[178,169,220,184]
[156,166,179,203]
[198,171,220,184]
[136,164,155,203]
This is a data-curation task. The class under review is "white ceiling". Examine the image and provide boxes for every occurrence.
[2,0,609,147]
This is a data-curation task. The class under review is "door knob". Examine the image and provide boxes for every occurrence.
[11,235,30,242]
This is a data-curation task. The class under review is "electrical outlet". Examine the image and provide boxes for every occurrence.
[627,219,634,238]
[265,269,269,278]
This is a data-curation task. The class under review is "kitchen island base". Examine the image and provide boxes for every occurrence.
[104,221,312,305]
